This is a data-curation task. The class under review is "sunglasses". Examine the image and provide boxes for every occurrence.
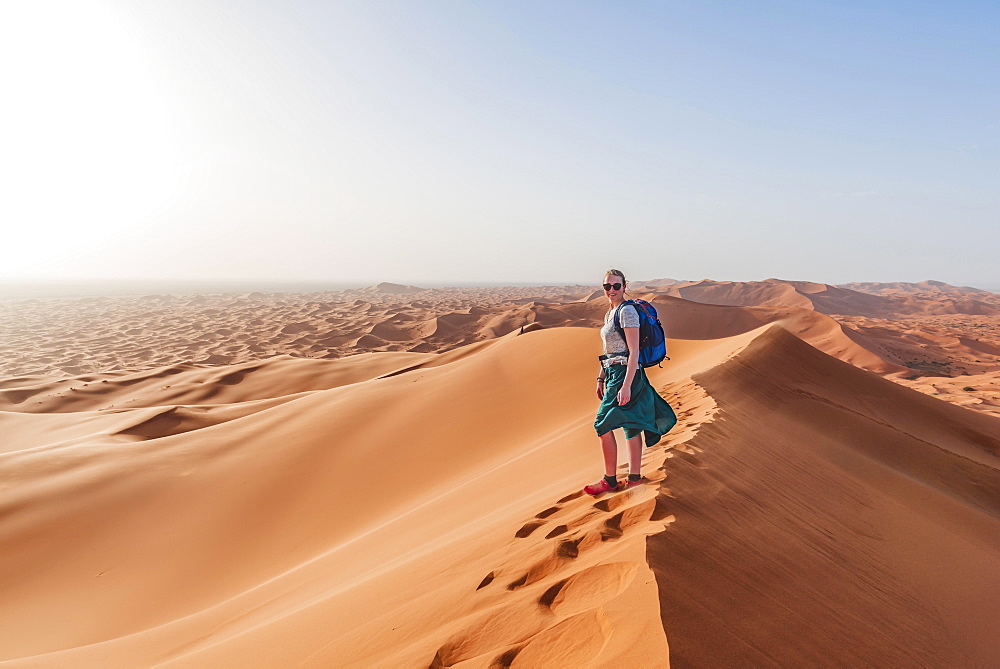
[602,282,623,291]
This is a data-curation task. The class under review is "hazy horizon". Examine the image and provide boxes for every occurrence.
[2,275,998,302]
[3,1,997,287]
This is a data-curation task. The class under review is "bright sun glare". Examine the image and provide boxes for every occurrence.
[1,2,182,276]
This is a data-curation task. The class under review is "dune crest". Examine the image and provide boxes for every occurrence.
[1,326,746,665]
[3,279,999,419]
[3,279,1000,665]
[650,325,1000,666]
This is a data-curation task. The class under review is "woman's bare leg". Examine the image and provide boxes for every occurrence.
[599,431,618,477]
[627,434,643,477]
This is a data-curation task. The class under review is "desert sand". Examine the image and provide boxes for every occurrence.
[1,279,998,666]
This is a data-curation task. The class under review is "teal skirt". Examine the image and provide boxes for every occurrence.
[594,363,677,447]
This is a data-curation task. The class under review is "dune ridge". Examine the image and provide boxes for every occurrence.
[3,279,1000,665]
[2,327,747,666]
[841,279,1000,301]
[658,277,1000,317]
[3,323,999,665]
[650,325,1000,666]
[3,279,998,420]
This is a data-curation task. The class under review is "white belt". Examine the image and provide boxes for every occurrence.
[601,355,629,368]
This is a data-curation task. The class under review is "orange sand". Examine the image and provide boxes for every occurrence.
[1,279,998,666]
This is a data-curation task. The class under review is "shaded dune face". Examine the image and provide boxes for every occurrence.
[1,324,999,666]
[649,327,1000,668]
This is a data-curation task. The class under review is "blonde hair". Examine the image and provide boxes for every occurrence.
[604,268,626,284]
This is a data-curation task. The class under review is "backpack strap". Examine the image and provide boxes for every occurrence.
[612,300,636,331]
[612,300,635,354]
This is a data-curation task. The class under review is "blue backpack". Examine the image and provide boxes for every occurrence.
[613,299,668,368]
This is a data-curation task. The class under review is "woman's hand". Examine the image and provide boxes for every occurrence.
[597,379,605,400]
[617,386,631,405]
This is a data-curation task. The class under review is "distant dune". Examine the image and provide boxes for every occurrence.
[4,279,999,411]
[840,279,1000,299]
[658,278,1000,317]
[2,279,999,665]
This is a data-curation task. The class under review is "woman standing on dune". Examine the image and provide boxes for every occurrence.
[585,269,677,495]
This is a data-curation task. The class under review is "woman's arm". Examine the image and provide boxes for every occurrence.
[619,326,640,405]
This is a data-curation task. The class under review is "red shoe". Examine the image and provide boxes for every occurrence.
[584,478,618,495]
[625,476,645,488]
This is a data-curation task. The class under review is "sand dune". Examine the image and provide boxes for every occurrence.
[3,280,1000,421]
[0,353,439,414]
[842,279,1000,302]
[651,295,908,374]
[0,284,907,378]
[2,315,999,665]
[0,327,714,665]
[0,286,599,379]
[661,278,1000,317]
[651,326,1000,666]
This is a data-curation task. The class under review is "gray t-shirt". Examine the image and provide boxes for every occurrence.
[600,303,639,356]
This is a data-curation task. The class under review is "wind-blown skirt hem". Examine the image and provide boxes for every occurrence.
[594,364,677,447]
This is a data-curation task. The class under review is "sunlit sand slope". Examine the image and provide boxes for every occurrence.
[2,324,998,666]
[1,326,742,667]
[0,351,437,414]
[650,325,1000,667]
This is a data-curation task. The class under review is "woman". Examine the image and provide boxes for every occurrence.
[585,269,677,495]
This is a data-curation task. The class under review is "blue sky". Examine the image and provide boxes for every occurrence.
[2,0,997,287]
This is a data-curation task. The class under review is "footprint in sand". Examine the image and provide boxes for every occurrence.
[535,505,560,519]
[505,505,658,591]
[442,562,638,667]
[514,521,544,538]
[481,470,669,599]
[513,474,662,540]
[538,562,639,617]
[505,540,582,591]
[500,608,610,667]
[512,503,569,538]
[557,491,584,504]
[477,571,496,590]
[543,524,568,539]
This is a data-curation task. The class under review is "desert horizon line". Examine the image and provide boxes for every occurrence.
[1,278,998,306]
[2,275,997,287]
[1,275,999,300]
